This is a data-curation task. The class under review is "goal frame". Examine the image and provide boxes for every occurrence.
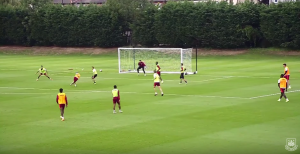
[118,48,197,74]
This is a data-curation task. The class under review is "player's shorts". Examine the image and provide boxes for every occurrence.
[154,82,160,87]
[157,71,161,76]
[59,104,65,109]
[73,77,78,83]
[280,88,286,93]
[284,75,290,80]
[137,66,144,69]
[92,74,98,79]
[180,73,184,79]
[113,97,120,104]
[40,73,46,75]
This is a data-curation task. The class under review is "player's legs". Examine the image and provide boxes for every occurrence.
[42,73,52,80]
[287,76,291,88]
[158,86,164,96]
[142,67,146,75]
[278,89,289,102]
[137,66,141,74]
[59,105,65,121]
[158,72,163,83]
[113,103,116,113]
[284,75,291,88]
[92,74,97,84]
[117,102,122,113]
[37,73,42,80]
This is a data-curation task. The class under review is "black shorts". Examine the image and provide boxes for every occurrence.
[137,66,144,70]
[92,74,98,78]
[180,73,184,79]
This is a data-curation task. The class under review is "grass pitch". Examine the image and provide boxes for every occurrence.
[0,50,300,154]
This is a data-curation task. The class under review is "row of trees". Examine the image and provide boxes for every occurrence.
[1,0,300,49]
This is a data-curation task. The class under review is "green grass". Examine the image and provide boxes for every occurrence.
[0,52,300,154]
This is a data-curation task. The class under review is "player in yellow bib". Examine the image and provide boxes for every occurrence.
[70,72,80,87]
[179,63,188,84]
[36,65,52,81]
[112,85,122,114]
[153,70,164,96]
[283,63,291,89]
[92,66,97,84]
[155,62,163,83]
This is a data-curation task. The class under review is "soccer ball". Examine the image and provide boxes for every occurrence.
[100,69,102,72]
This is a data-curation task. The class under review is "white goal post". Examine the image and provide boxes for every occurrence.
[118,48,194,74]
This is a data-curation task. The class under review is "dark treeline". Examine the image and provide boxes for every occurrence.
[1,0,300,49]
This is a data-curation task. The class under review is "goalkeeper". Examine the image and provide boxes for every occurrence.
[137,60,146,76]
[180,63,188,84]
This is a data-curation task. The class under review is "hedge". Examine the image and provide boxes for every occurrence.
[1,1,300,49]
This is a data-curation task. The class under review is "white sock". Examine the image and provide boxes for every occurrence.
[161,92,163,94]
[155,92,157,94]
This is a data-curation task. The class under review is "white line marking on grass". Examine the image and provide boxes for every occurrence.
[56,76,233,83]
[249,90,300,99]
[0,87,247,99]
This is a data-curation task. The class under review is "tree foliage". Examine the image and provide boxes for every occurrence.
[1,1,300,49]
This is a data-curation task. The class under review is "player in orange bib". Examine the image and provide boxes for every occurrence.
[283,63,291,89]
[56,88,68,121]
[278,74,289,102]
[70,72,80,87]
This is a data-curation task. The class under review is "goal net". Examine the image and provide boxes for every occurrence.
[118,48,193,74]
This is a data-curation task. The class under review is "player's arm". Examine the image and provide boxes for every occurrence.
[56,95,59,104]
[286,81,288,92]
[118,90,120,99]
[36,70,39,74]
[65,95,68,107]
[157,65,161,71]
[278,79,280,88]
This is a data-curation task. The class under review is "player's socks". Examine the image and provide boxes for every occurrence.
[36,79,38,81]
[155,92,157,96]
[60,116,62,119]
[113,110,116,114]
[75,84,76,87]
[61,117,64,121]
[286,98,289,102]
[278,99,281,101]
[289,85,291,89]
[119,110,123,113]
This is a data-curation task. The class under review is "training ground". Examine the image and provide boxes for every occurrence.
[0,47,299,154]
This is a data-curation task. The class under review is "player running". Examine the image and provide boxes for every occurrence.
[56,88,68,121]
[137,60,146,76]
[278,74,289,102]
[70,72,80,87]
[92,66,97,84]
[154,70,164,96]
[283,63,291,89]
[112,85,122,114]
[155,61,163,83]
[36,65,52,81]
[180,63,188,84]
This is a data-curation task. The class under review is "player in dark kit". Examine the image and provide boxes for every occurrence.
[180,63,188,84]
[137,60,146,76]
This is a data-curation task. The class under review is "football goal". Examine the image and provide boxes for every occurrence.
[118,48,195,74]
